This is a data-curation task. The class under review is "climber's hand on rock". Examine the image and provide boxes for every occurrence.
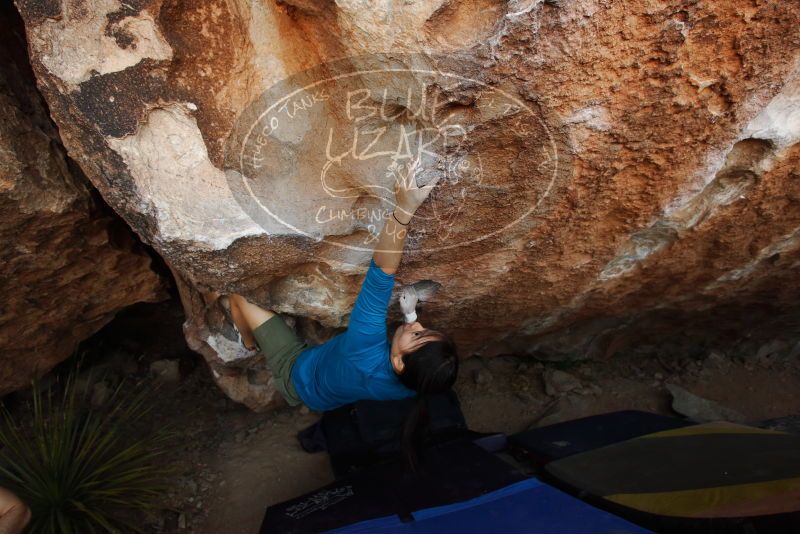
[399,285,418,314]
[394,156,441,219]
[399,285,419,324]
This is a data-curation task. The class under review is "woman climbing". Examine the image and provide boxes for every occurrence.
[221,157,458,469]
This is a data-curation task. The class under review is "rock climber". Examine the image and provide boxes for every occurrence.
[0,486,30,534]
[218,157,458,468]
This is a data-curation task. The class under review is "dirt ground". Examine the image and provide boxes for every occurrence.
[9,301,800,533]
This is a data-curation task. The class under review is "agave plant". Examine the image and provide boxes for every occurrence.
[0,371,174,533]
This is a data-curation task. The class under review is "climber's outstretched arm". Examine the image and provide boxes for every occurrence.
[372,206,411,275]
[373,157,439,275]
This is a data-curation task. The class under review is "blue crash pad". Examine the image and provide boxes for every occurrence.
[327,478,649,533]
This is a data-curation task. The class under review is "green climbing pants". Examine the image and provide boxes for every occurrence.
[252,315,308,406]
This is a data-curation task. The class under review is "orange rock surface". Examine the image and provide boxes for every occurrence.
[14,0,800,409]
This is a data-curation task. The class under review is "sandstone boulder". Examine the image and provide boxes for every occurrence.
[13,0,800,409]
[0,5,164,394]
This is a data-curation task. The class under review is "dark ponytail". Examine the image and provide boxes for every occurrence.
[397,335,459,472]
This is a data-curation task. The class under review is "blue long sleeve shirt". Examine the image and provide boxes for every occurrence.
[290,259,416,412]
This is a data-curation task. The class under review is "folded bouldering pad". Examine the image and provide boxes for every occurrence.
[509,410,692,467]
[545,422,800,530]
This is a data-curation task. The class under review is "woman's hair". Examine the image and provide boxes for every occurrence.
[396,334,459,472]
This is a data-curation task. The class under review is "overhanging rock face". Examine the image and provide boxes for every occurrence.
[14,0,800,410]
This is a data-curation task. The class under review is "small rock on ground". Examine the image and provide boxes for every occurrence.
[472,368,493,386]
[150,359,181,383]
[544,369,581,397]
[666,384,747,423]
